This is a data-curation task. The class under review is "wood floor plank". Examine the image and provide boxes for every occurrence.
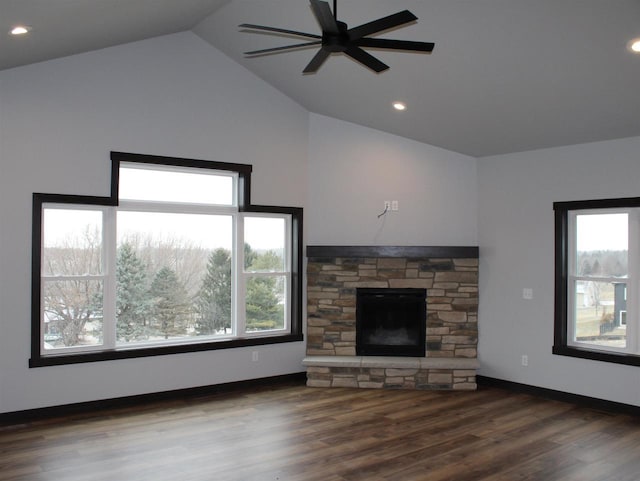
[1,383,639,481]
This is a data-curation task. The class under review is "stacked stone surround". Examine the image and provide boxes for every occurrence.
[305,246,479,391]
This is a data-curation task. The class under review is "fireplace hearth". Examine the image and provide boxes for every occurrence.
[356,288,426,357]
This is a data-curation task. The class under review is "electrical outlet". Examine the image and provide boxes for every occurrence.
[391,200,399,211]
[521,355,528,366]
[384,201,391,211]
[252,351,259,362]
[523,288,533,300]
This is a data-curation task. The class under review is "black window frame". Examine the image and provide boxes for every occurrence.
[554,196,640,367]
[30,151,303,367]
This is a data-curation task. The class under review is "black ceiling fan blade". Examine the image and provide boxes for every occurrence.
[354,38,434,53]
[344,46,389,73]
[309,0,339,34]
[303,48,331,73]
[348,10,417,41]
[239,24,322,40]
[245,41,322,56]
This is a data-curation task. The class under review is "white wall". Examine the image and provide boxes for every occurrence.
[307,114,477,246]
[477,136,640,406]
[0,32,309,413]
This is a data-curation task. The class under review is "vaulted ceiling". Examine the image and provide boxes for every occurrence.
[3,0,640,157]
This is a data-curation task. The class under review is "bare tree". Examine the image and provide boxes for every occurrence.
[43,226,103,347]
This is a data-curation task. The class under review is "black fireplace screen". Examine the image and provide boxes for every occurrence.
[356,288,426,357]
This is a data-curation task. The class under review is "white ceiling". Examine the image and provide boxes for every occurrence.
[3,0,640,157]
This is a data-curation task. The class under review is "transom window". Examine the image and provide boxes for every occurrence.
[554,198,640,366]
[31,152,303,367]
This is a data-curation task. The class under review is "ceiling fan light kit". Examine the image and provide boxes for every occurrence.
[240,0,434,73]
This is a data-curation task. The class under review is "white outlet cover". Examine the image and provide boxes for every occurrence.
[522,288,533,299]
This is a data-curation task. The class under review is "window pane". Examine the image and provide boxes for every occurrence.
[119,164,234,205]
[573,280,626,349]
[116,211,233,344]
[576,213,628,277]
[245,275,286,332]
[43,280,103,349]
[43,208,103,276]
[244,217,286,272]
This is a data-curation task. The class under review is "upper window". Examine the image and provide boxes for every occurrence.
[31,152,303,367]
[554,197,640,366]
[118,162,236,205]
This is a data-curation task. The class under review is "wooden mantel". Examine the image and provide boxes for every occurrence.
[306,245,479,259]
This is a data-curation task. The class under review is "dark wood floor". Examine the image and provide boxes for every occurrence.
[1,382,639,481]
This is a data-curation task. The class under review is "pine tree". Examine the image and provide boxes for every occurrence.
[195,248,232,335]
[149,266,191,339]
[115,243,151,342]
[244,242,257,270]
[245,245,284,330]
[246,277,282,330]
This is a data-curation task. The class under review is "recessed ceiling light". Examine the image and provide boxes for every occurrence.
[10,25,31,35]
[393,102,407,111]
[630,39,640,53]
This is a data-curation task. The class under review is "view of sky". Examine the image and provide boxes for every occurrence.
[119,164,234,205]
[117,211,233,250]
[44,208,286,252]
[576,213,628,252]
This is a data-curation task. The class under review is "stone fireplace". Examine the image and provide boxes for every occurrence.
[303,246,479,390]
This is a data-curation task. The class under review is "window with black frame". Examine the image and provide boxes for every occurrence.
[31,152,303,367]
[554,197,639,366]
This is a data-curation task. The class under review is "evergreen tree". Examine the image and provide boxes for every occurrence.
[246,277,283,330]
[581,259,593,276]
[115,243,151,342]
[250,249,283,272]
[244,242,257,270]
[195,248,232,335]
[149,266,191,339]
[244,245,284,330]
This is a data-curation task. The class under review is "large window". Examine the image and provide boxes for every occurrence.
[31,152,303,367]
[554,197,640,366]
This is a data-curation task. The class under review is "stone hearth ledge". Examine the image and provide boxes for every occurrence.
[303,356,479,370]
[303,356,479,390]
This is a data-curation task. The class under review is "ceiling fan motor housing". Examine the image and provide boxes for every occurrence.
[323,21,349,52]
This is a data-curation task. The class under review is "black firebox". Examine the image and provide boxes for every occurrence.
[356,288,426,357]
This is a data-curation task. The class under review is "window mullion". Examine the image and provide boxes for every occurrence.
[284,273,291,330]
[235,214,246,336]
[102,207,117,349]
[567,212,578,344]
[118,200,237,216]
[42,274,105,281]
[628,209,640,353]
[567,276,577,344]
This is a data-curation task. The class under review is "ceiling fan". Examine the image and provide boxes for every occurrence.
[239,0,434,73]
